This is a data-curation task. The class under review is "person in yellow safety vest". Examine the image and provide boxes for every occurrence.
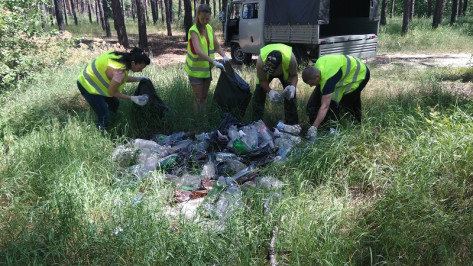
[185,4,230,117]
[77,47,151,129]
[252,43,299,125]
[302,54,371,138]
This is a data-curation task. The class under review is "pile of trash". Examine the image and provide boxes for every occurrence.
[112,114,311,221]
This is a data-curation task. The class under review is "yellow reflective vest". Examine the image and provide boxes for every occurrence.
[185,24,215,78]
[315,54,367,103]
[257,43,292,84]
[77,52,128,97]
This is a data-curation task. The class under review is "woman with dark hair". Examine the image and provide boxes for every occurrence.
[185,4,230,117]
[77,47,151,129]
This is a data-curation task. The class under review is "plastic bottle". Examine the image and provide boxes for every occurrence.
[276,121,302,135]
[201,156,216,179]
[233,138,251,154]
[157,154,178,170]
[232,164,256,183]
[215,152,238,162]
[133,138,159,150]
[275,138,294,159]
[216,183,243,220]
[256,121,275,148]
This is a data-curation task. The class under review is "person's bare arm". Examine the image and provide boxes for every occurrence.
[106,68,131,100]
[313,93,332,128]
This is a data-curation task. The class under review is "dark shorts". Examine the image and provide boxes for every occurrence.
[188,76,212,85]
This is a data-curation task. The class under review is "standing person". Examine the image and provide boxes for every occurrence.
[185,4,230,117]
[77,47,151,129]
[252,43,299,125]
[302,54,371,138]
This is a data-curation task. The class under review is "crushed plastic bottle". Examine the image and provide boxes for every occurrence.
[276,121,302,135]
[133,138,159,150]
[255,120,275,148]
[216,183,243,220]
[275,138,294,159]
[215,152,238,162]
[201,156,217,179]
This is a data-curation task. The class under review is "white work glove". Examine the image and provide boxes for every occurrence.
[268,89,282,103]
[282,85,296,100]
[213,60,224,70]
[306,126,318,139]
[130,94,149,106]
[135,76,150,81]
[223,56,231,63]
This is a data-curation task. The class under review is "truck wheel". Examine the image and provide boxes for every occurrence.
[231,44,252,65]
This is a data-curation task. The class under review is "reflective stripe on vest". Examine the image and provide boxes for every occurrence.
[185,24,215,78]
[78,52,127,97]
[82,59,108,96]
[317,55,366,103]
[257,43,292,84]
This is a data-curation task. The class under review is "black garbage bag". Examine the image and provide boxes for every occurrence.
[132,79,169,138]
[213,62,252,119]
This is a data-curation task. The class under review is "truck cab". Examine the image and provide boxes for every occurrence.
[223,0,380,65]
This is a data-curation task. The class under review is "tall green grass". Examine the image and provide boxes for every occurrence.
[1,16,473,265]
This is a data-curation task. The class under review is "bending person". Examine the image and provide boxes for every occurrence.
[252,43,299,125]
[77,47,151,129]
[302,54,371,138]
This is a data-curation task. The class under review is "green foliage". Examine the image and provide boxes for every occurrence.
[0,0,70,93]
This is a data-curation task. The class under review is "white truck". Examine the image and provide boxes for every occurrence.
[223,0,380,64]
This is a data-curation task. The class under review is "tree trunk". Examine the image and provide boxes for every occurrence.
[136,0,148,48]
[381,0,387,25]
[390,0,396,18]
[184,0,192,41]
[131,0,136,21]
[102,0,112,36]
[164,0,173,36]
[213,0,215,18]
[222,0,228,13]
[111,0,129,47]
[54,0,65,31]
[427,0,432,17]
[178,0,182,20]
[432,0,446,28]
[87,0,93,23]
[402,0,411,34]
[40,4,46,29]
[146,0,150,23]
[169,0,173,22]
[150,0,158,24]
[409,0,415,20]
[97,0,105,29]
[63,0,69,25]
[458,0,463,16]
[462,0,468,15]
[450,0,459,24]
[70,0,78,25]
[160,0,165,23]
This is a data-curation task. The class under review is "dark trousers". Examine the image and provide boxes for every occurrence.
[77,81,119,129]
[251,76,299,125]
[307,68,370,126]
